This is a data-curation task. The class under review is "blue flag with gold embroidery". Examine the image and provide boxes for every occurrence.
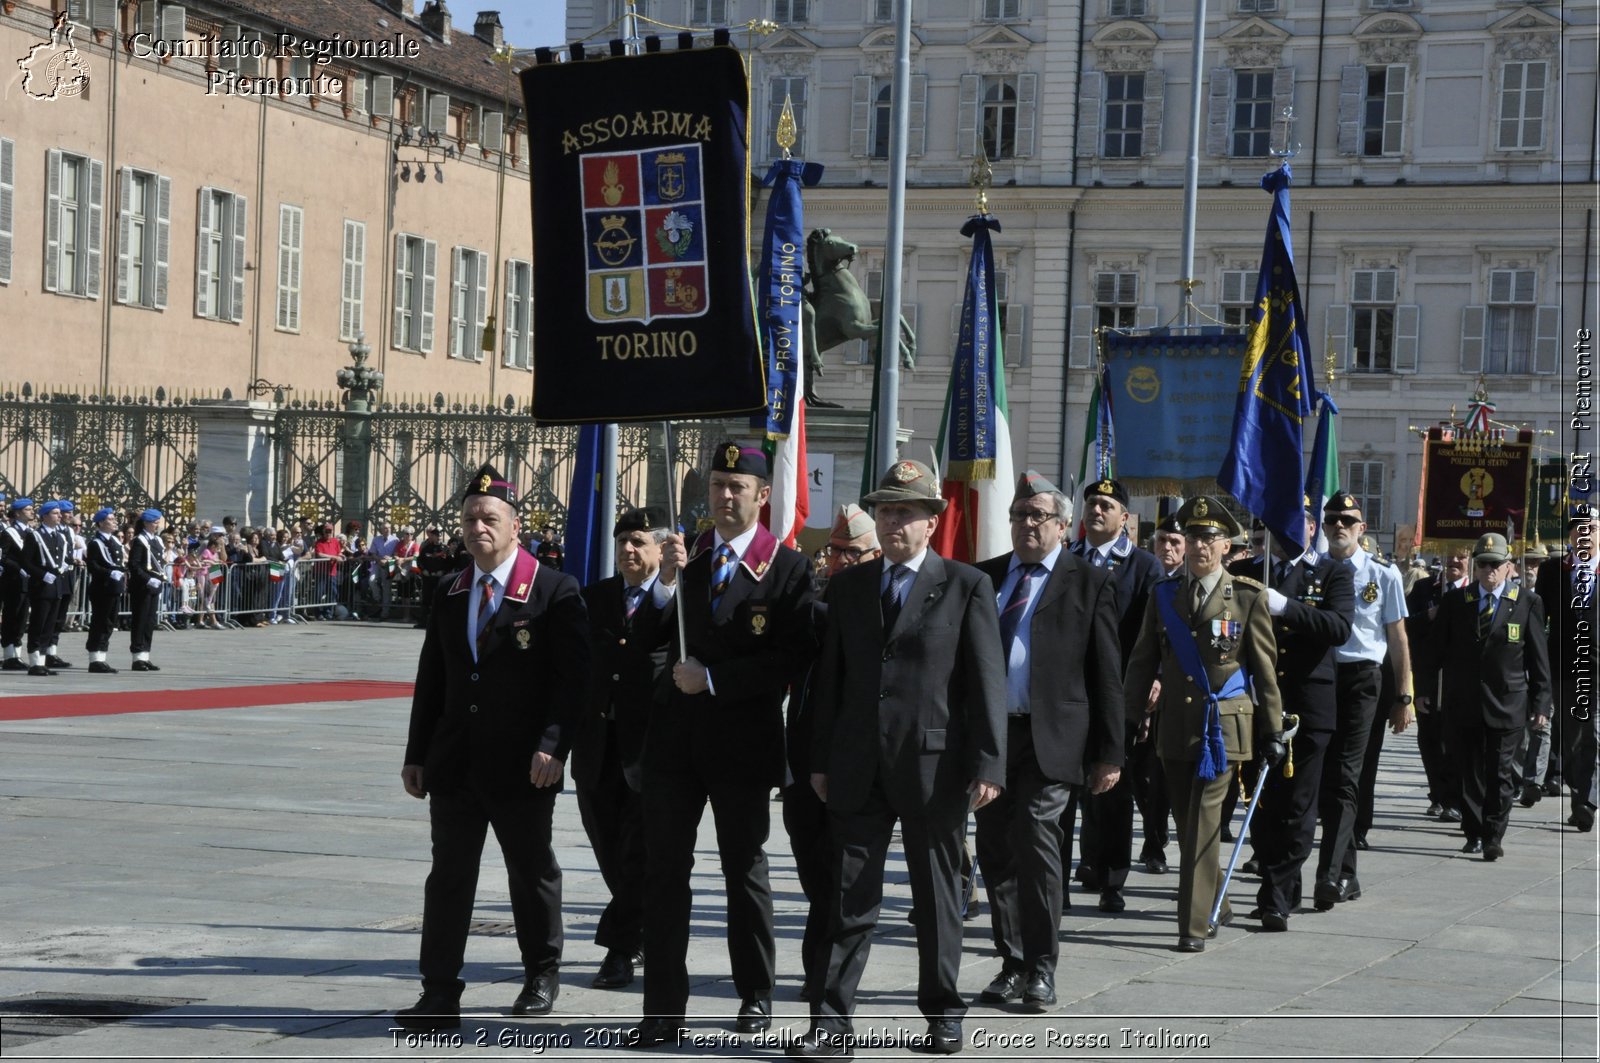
[1218,164,1317,554]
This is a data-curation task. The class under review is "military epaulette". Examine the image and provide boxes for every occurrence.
[1371,556,1392,568]
[1231,575,1264,591]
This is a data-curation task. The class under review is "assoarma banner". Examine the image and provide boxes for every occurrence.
[1101,330,1246,495]
[1419,428,1533,544]
[521,46,763,424]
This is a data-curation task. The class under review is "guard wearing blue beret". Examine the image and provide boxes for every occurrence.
[128,508,167,671]
[50,501,83,655]
[85,507,126,673]
[0,497,35,670]
[22,501,73,675]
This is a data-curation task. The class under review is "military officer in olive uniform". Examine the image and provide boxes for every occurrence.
[84,507,127,673]
[1123,497,1285,952]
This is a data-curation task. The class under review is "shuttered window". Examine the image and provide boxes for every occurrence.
[448,246,489,361]
[0,138,14,285]
[1498,61,1547,151]
[275,204,303,332]
[46,149,104,300]
[341,220,366,342]
[1103,74,1144,158]
[116,168,170,309]
[392,233,436,353]
[194,187,245,322]
[504,259,533,369]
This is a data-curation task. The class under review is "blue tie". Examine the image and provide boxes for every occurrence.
[881,563,910,630]
[624,584,645,620]
[998,564,1042,648]
[709,544,737,613]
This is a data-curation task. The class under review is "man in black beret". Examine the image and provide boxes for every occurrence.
[628,442,816,1046]
[396,464,590,1032]
[573,506,671,992]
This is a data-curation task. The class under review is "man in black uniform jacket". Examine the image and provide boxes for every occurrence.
[0,497,34,671]
[573,506,670,992]
[1406,546,1470,821]
[22,500,73,676]
[627,442,815,1047]
[84,506,127,673]
[1536,515,1599,831]
[973,471,1122,1011]
[1229,506,1354,929]
[127,509,167,671]
[1425,532,1552,860]
[396,464,589,1032]
[791,459,1006,1059]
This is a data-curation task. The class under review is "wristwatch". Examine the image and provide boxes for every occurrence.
[1396,693,1413,706]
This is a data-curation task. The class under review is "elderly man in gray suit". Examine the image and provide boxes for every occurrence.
[973,471,1124,1011]
[792,459,1008,1059]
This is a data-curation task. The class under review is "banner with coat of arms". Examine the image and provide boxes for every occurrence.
[522,46,763,424]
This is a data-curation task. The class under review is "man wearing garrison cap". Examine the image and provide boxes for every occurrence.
[794,458,1006,1057]
[0,497,34,671]
[21,500,73,675]
[1123,496,1285,951]
[1068,476,1164,911]
[84,507,127,673]
[627,442,816,1047]
[396,464,589,1032]
[971,470,1123,1011]
[572,505,673,992]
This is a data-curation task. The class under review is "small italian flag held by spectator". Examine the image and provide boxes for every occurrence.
[268,561,287,584]
[208,563,226,586]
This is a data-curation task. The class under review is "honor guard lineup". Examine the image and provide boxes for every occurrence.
[384,447,1570,1058]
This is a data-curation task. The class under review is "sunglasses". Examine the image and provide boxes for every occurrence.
[1327,514,1362,528]
[1475,558,1506,569]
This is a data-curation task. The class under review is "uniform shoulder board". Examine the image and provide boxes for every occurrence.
[1372,556,1392,568]
[1232,575,1264,591]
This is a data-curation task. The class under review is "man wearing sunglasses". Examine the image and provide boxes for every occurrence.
[1424,533,1551,859]
[1315,494,1412,911]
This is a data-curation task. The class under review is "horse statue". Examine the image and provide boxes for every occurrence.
[802,228,917,404]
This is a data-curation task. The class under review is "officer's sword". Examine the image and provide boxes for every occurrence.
[1209,711,1300,932]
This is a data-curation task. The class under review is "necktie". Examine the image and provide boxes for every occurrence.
[709,543,737,613]
[624,584,645,620]
[998,563,1043,648]
[1190,578,1206,616]
[1477,592,1495,639]
[881,563,910,631]
[1272,558,1291,587]
[475,574,497,655]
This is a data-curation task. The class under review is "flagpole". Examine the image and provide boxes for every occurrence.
[1177,0,1209,328]
[873,0,914,475]
[660,420,688,664]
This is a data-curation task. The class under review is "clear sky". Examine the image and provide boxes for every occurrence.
[497,2,571,51]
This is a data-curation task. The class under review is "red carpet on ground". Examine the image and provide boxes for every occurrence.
[0,680,414,721]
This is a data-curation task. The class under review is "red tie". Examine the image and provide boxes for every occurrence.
[476,575,496,654]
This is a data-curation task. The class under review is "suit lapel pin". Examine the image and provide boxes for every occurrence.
[516,628,532,649]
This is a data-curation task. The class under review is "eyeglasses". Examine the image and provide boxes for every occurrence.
[1327,514,1363,528]
[826,545,875,561]
[1475,558,1506,569]
[1008,508,1059,526]
[1184,531,1226,544]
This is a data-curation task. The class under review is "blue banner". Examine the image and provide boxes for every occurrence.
[756,159,814,437]
[1218,163,1319,553]
[939,215,1004,480]
[1101,330,1246,493]
[562,424,605,587]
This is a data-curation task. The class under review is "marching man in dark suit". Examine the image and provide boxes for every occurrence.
[1123,497,1285,952]
[84,507,127,674]
[1229,503,1354,930]
[628,443,816,1048]
[791,459,1007,1059]
[1425,532,1552,860]
[1067,477,1163,912]
[1536,514,1599,831]
[973,471,1123,1011]
[0,496,32,671]
[573,506,671,991]
[396,465,590,1032]
[127,509,167,672]
[22,500,73,676]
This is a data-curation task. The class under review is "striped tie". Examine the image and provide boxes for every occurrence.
[475,574,497,655]
[1477,592,1495,639]
[709,544,737,613]
[624,584,645,620]
[997,563,1042,648]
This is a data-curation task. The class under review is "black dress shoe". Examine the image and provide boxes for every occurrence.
[1221,827,1235,843]
[735,997,771,1034]
[1312,878,1343,911]
[1023,971,1056,1010]
[510,973,559,1016]
[1240,857,1261,875]
[88,661,118,673]
[1545,778,1566,797]
[912,1020,962,1055]
[1462,838,1483,854]
[978,967,1024,1004]
[1207,909,1234,938]
[1576,807,1597,833]
[394,990,461,1032]
[1520,784,1542,808]
[1259,909,1289,932]
[1438,806,1462,823]
[131,660,160,671]
[1353,835,1370,851]
[797,979,821,1003]
[1483,841,1504,862]
[1176,937,1206,953]
[785,1027,853,1059]
[27,665,56,677]
[1098,888,1125,913]
[1142,854,1169,874]
[625,1018,685,1049]
[46,655,72,668]
[1339,876,1361,902]
[1,658,25,670]
[592,948,638,989]
[1424,801,1443,817]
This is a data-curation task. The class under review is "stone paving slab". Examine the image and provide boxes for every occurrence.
[0,622,1595,1061]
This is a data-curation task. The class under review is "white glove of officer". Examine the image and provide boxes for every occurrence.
[146,577,161,591]
[1265,587,1288,616]
[110,570,125,582]
[42,572,56,585]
